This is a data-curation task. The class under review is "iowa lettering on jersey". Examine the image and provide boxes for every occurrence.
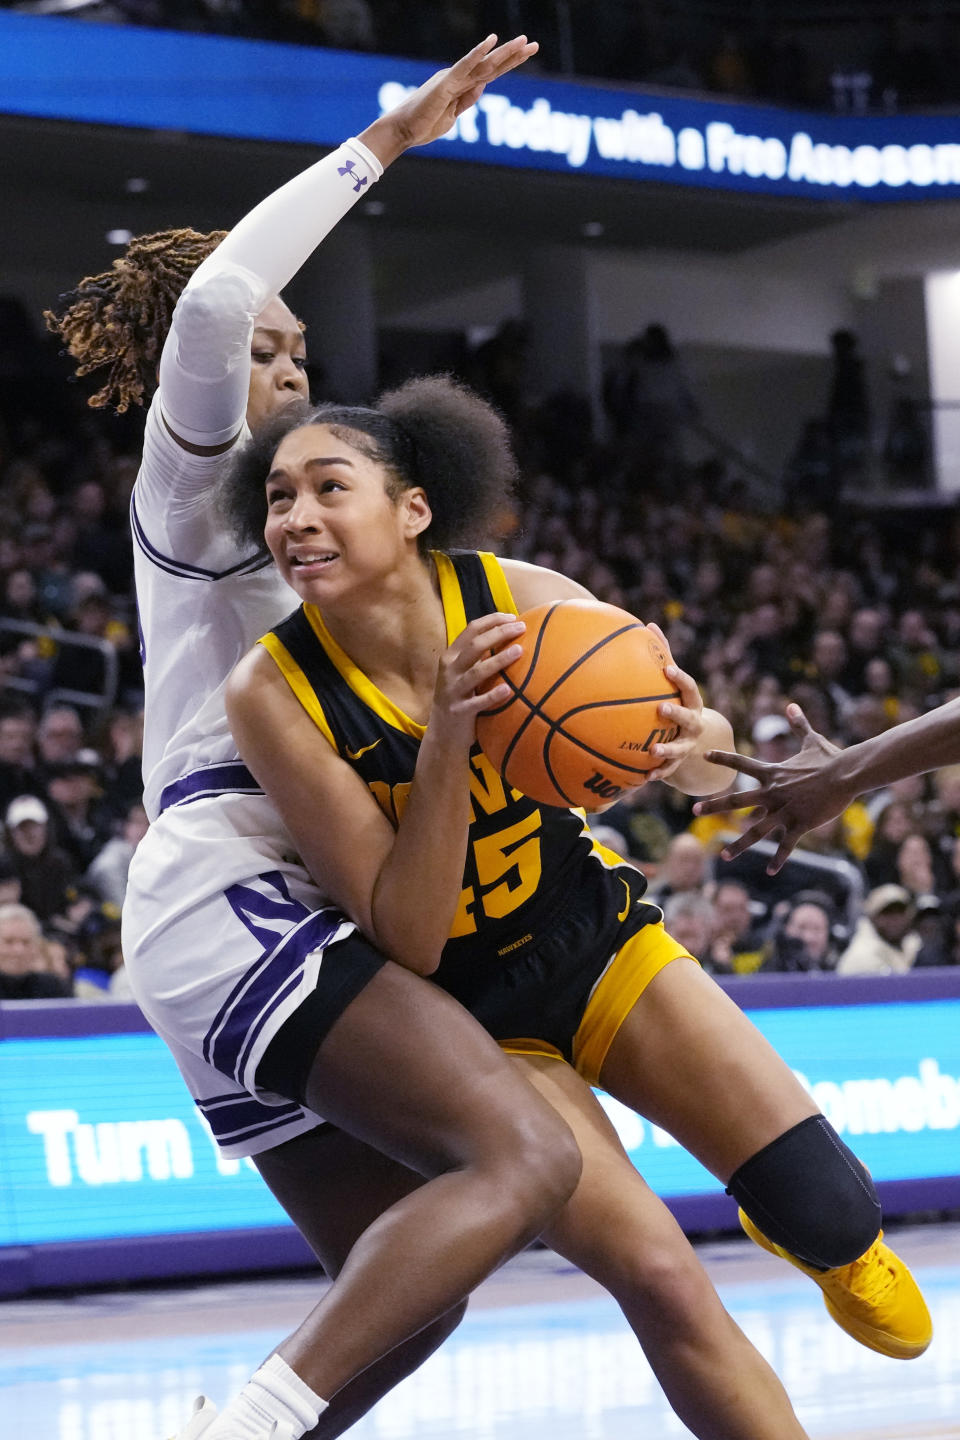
[582,772,623,801]
[454,750,543,935]
[367,749,544,938]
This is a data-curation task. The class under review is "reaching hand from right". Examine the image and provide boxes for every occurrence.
[363,34,539,165]
[692,703,847,873]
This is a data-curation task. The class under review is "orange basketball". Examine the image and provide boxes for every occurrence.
[476,599,681,810]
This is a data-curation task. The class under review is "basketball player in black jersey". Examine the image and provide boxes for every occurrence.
[224,376,931,1440]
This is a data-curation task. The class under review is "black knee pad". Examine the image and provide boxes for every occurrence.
[726,1115,882,1270]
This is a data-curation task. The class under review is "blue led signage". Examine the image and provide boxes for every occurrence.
[3,14,960,200]
[1,997,957,1252]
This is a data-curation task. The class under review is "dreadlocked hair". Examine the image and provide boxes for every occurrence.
[43,227,226,414]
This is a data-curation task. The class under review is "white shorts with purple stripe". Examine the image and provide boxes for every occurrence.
[122,777,357,1158]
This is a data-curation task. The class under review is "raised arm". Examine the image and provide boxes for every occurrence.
[159,34,538,456]
[693,696,960,873]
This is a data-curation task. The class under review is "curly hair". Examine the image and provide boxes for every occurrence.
[43,227,225,413]
[221,374,519,557]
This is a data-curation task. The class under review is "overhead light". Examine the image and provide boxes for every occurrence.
[581,221,605,238]
[124,177,150,194]
[363,200,386,216]
[106,229,134,246]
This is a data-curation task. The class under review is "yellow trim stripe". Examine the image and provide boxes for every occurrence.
[302,603,425,739]
[572,923,697,1085]
[588,835,628,869]
[266,552,513,748]
[258,631,338,751]
[499,1037,565,1064]
[498,923,694,1079]
[432,550,468,645]
[478,550,518,617]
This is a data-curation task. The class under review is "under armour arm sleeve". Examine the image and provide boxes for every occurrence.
[157,137,382,449]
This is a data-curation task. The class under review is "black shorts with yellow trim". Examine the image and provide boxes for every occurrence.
[433,859,695,1087]
[503,921,695,1085]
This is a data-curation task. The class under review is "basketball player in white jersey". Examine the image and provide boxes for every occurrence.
[47,38,584,1440]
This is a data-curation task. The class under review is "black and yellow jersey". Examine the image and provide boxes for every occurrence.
[259,550,661,1023]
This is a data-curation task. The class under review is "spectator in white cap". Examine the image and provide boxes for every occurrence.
[752,712,798,754]
[4,794,78,924]
[6,793,49,836]
[732,713,801,796]
[837,884,922,976]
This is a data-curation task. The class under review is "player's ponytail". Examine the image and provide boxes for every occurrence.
[377,374,518,551]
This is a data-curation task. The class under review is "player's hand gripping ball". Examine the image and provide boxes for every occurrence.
[476,599,681,810]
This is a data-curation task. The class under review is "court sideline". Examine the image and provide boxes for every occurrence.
[3,1220,959,1439]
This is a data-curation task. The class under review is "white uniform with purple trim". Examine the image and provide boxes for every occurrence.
[122,139,381,1157]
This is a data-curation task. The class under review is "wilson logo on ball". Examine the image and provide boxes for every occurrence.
[582,773,623,800]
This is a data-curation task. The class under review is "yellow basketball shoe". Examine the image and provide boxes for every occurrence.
[738,1208,932,1359]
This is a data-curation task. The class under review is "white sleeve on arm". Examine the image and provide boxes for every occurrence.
[158,136,383,448]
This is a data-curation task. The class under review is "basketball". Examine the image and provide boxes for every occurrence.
[476,599,681,810]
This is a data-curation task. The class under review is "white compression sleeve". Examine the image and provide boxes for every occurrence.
[158,136,383,447]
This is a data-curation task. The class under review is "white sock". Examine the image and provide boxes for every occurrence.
[204,1354,328,1439]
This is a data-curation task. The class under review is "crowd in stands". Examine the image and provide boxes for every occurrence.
[2,284,960,999]
[8,0,960,114]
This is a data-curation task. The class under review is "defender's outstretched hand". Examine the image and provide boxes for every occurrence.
[692,703,844,872]
[364,35,539,164]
